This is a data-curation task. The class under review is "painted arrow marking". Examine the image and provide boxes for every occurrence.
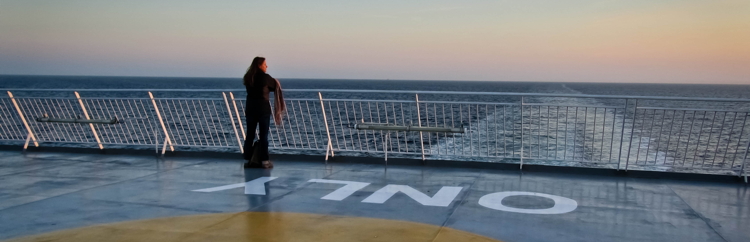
[192,176,278,195]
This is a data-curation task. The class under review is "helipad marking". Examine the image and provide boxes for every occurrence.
[308,179,370,201]
[191,177,578,214]
[3,212,503,242]
[192,176,277,195]
[362,185,463,207]
[478,191,578,214]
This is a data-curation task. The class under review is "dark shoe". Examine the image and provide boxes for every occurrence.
[243,161,263,169]
[261,160,274,169]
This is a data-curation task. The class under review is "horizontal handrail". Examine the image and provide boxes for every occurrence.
[637,107,750,113]
[522,103,623,109]
[420,100,517,105]
[2,88,248,92]
[36,117,119,124]
[299,89,750,102]
[354,123,464,133]
[321,98,416,103]
[4,88,750,102]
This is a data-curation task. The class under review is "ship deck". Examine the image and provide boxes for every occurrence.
[0,150,748,242]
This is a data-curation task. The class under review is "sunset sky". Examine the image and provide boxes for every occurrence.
[1,0,748,84]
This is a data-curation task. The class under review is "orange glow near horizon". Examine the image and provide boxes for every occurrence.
[0,0,747,84]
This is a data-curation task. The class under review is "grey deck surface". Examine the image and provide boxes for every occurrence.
[0,150,748,242]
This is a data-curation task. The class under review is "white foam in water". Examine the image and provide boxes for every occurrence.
[426,83,680,171]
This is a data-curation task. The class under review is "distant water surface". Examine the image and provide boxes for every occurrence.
[1,75,749,99]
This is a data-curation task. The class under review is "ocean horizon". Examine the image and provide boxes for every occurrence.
[2,75,750,99]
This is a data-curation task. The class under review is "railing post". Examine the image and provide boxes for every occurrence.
[23,133,33,150]
[7,91,38,149]
[741,143,749,183]
[416,94,425,162]
[223,92,244,153]
[148,92,174,154]
[520,96,524,170]
[617,99,630,170]
[624,99,639,172]
[154,123,158,154]
[230,92,246,140]
[74,92,104,149]
[319,92,333,162]
[741,119,750,183]
[384,132,389,165]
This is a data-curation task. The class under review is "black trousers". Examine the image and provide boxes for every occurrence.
[243,113,271,161]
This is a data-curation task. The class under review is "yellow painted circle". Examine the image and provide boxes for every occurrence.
[4,212,501,242]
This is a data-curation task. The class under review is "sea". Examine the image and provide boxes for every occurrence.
[2,75,749,174]
[1,75,749,98]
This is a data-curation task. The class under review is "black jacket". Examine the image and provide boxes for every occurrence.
[243,71,285,124]
[245,71,277,102]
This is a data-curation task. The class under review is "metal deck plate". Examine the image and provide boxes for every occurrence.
[0,151,748,242]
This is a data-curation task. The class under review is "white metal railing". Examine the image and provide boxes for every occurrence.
[1,89,749,182]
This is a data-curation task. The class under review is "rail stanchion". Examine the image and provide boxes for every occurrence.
[223,92,244,153]
[518,96,531,170]
[416,94,425,162]
[148,92,174,154]
[75,92,103,149]
[624,99,639,172]
[319,92,334,163]
[7,91,38,149]
[153,122,158,154]
[742,150,749,183]
[384,132,389,165]
[230,92,245,140]
[23,133,33,150]
[741,124,750,183]
[617,99,630,170]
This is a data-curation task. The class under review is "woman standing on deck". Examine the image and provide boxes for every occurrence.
[243,57,285,168]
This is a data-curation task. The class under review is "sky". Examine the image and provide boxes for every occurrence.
[0,0,748,84]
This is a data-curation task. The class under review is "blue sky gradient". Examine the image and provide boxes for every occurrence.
[1,0,748,84]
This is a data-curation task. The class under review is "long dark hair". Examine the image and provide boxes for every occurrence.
[243,56,266,86]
